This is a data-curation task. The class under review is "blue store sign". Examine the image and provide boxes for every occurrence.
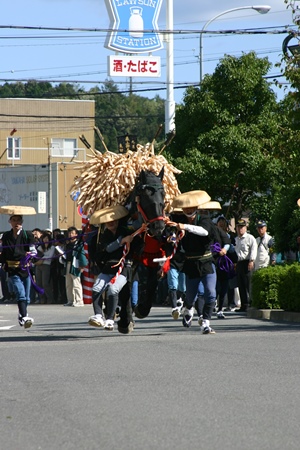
[105,0,163,54]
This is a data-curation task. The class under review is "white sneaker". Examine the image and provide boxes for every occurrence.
[88,314,105,327]
[104,319,114,331]
[217,311,225,319]
[18,314,24,326]
[176,298,184,310]
[171,307,181,320]
[201,325,216,334]
[182,307,194,328]
[23,317,34,329]
[73,303,84,307]
[201,319,215,334]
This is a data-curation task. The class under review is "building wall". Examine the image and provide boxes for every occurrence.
[0,98,95,230]
[0,98,95,165]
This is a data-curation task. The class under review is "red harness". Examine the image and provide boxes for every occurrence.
[136,202,165,224]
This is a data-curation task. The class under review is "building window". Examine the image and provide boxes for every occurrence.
[7,137,21,160]
[51,138,77,157]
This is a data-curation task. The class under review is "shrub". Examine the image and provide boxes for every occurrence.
[251,264,300,311]
[278,264,300,312]
[251,265,284,309]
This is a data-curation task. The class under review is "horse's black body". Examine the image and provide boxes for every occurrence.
[117,167,167,333]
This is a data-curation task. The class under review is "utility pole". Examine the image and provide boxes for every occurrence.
[46,138,53,231]
[165,0,175,134]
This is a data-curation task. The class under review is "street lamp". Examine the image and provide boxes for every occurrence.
[199,5,271,83]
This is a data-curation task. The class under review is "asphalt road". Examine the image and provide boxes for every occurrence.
[1,303,300,450]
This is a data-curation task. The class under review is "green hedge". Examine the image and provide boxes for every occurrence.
[251,264,300,312]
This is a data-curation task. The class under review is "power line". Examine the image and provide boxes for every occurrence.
[0,24,294,35]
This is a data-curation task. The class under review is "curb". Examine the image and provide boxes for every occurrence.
[247,308,300,323]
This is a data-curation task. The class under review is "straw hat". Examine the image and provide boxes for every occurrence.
[0,205,36,216]
[198,201,221,210]
[90,205,129,225]
[171,190,211,209]
[171,207,184,214]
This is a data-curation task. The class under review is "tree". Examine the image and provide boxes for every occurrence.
[94,81,164,152]
[272,186,300,253]
[168,52,283,221]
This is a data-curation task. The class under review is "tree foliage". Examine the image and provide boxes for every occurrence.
[168,52,283,221]
[272,186,300,253]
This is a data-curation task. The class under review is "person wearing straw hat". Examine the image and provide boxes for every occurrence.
[0,206,37,329]
[88,205,135,331]
[193,202,231,321]
[171,191,222,334]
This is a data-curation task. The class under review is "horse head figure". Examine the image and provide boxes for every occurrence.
[134,167,166,237]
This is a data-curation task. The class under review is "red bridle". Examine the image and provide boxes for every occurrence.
[136,202,165,224]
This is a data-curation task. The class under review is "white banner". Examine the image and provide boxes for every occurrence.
[108,55,161,77]
[38,191,46,214]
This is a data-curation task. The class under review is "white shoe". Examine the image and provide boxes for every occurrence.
[201,319,215,334]
[104,319,114,331]
[23,317,34,329]
[176,298,184,310]
[201,325,216,334]
[73,303,84,307]
[171,307,181,320]
[182,307,194,328]
[217,311,225,319]
[88,314,105,327]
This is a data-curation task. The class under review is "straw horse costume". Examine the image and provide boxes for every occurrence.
[70,144,182,332]
[117,167,169,333]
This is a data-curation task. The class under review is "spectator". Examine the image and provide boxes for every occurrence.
[52,232,67,304]
[64,226,87,307]
[50,230,66,303]
[254,220,276,270]
[35,230,55,304]
[234,219,257,312]
[30,227,43,304]
[215,215,235,318]
[32,228,43,243]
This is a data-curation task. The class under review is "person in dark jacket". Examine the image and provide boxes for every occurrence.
[63,226,87,307]
[88,205,134,331]
[0,210,37,328]
[163,210,186,320]
[172,191,230,334]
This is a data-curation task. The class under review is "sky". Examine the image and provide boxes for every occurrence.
[0,0,296,106]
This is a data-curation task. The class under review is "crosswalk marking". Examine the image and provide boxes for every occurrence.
[0,318,16,330]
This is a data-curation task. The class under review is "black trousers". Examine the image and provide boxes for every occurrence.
[236,260,251,308]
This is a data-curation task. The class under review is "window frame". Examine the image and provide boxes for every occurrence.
[51,138,78,158]
[7,136,21,160]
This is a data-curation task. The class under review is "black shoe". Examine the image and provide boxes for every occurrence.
[117,321,135,334]
[235,306,248,313]
[134,304,151,319]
